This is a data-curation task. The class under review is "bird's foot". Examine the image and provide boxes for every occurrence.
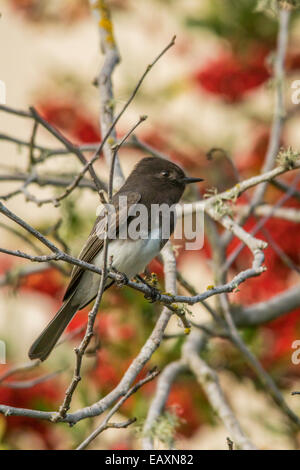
[145,286,161,303]
[113,269,129,287]
[135,274,161,303]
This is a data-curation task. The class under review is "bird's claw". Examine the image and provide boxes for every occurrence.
[135,274,161,302]
[115,271,129,287]
[144,286,161,303]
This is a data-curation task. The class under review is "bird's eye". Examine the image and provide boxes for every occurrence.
[161,170,169,178]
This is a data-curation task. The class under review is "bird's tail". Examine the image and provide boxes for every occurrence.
[28,295,79,362]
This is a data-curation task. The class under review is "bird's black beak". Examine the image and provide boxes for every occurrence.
[182,176,204,184]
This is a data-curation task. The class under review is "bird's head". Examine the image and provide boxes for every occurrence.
[129,157,203,191]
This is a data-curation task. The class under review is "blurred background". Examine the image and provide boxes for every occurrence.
[0,0,300,450]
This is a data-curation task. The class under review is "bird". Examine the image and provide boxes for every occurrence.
[28,156,203,361]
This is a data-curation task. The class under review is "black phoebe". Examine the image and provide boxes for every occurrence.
[28,157,203,361]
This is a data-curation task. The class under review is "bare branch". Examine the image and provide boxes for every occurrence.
[270,178,300,202]
[53,116,147,420]
[0,370,64,389]
[1,156,299,309]
[56,29,176,199]
[233,284,300,327]
[0,171,98,192]
[247,7,291,209]
[53,251,108,420]
[76,368,159,450]
[220,294,300,430]
[142,360,187,450]
[220,7,291,254]
[0,360,41,384]
[0,104,31,118]
[183,330,256,450]
[108,115,147,199]
[29,107,104,194]
[142,243,178,450]
[235,204,300,223]
[90,0,123,189]
[223,170,300,272]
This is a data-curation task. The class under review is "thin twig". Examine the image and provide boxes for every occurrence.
[77,368,159,450]
[90,0,123,189]
[183,330,257,450]
[0,370,64,389]
[220,293,300,430]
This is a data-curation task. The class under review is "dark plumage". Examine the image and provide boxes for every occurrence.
[28,157,203,361]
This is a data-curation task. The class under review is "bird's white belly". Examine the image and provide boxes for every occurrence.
[74,233,161,307]
[94,235,161,279]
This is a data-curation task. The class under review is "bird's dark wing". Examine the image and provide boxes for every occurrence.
[63,191,141,301]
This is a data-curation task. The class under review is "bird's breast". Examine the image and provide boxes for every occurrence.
[93,229,162,279]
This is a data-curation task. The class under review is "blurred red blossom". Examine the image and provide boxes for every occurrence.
[194,47,270,102]
[20,268,64,299]
[228,216,300,304]
[109,441,132,450]
[262,308,300,365]
[0,255,14,275]
[9,0,89,24]
[0,370,63,448]
[66,309,136,343]
[37,100,100,144]
[286,51,300,71]
[90,349,122,388]
[226,215,300,367]
[66,308,88,333]
[148,258,164,279]
[166,384,204,437]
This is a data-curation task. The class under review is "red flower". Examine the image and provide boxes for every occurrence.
[118,324,136,341]
[0,370,63,447]
[90,349,121,388]
[0,370,62,411]
[147,258,164,279]
[66,308,88,333]
[9,0,89,24]
[166,384,203,437]
[37,100,100,144]
[227,215,300,305]
[66,309,137,345]
[286,51,300,71]
[0,255,14,275]
[194,48,270,102]
[263,309,300,362]
[110,442,132,450]
[20,268,64,299]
